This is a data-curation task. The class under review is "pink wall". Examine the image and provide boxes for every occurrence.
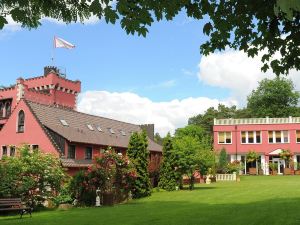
[0,100,58,158]
[213,123,300,155]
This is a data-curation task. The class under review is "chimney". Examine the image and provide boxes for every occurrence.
[140,124,155,141]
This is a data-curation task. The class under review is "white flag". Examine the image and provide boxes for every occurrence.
[54,37,75,49]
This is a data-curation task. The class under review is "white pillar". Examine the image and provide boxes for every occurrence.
[293,155,297,169]
[230,155,235,162]
[261,155,265,175]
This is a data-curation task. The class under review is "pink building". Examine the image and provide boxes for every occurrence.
[0,67,162,175]
[213,117,300,175]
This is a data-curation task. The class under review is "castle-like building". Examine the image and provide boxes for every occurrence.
[0,67,162,175]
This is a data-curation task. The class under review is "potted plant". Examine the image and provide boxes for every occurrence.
[279,149,292,175]
[246,151,259,175]
[269,162,277,175]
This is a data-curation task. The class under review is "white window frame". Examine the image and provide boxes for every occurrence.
[241,131,262,144]
[218,131,232,144]
[296,130,300,143]
[268,130,290,144]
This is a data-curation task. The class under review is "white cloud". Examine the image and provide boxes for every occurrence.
[198,49,300,105]
[77,91,236,136]
[3,16,21,31]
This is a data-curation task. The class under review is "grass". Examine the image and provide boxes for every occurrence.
[2,176,300,225]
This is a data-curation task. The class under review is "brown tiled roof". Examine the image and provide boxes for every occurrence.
[61,159,93,168]
[26,101,162,152]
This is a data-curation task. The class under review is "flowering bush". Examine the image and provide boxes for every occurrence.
[69,147,137,205]
[227,160,243,173]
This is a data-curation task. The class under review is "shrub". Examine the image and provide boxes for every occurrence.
[0,145,66,208]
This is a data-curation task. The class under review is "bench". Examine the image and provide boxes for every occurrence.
[0,198,32,218]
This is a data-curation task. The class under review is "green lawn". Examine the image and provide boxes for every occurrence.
[2,176,300,225]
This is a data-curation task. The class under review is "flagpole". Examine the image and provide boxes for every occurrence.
[51,36,55,66]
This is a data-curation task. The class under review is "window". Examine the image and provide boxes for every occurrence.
[10,146,15,157]
[17,110,25,133]
[85,147,92,160]
[32,145,39,152]
[268,130,289,143]
[68,145,76,159]
[109,128,115,134]
[241,131,261,144]
[60,119,69,126]
[218,132,232,144]
[2,146,7,157]
[87,124,94,131]
[4,102,11,117]
[96,125,103,132]
[0,103,4,118]
[297,131,300,143]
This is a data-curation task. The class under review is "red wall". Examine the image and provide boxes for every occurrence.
[213,123,300,154]
[0,100,58,158]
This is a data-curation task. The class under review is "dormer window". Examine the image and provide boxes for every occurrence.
[109,128,115,134]
[96,125,103,132]
[120,130,126,136]
[60,119,69,126]
[87,124,94,131]
[17,110,25,133]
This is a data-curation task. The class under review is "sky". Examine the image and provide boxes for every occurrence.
[1,12,299,136]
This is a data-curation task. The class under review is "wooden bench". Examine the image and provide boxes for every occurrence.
[0,198,32,218]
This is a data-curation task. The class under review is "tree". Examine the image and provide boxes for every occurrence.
[247,77,300,118]
[1,1,299,75]
[188,104,249,133]
[173,125,215,190]
[217,148,228,173]
[158,133,179,191]
[154,132,164,145]
[0,145,66,207]
[127,130,151,198]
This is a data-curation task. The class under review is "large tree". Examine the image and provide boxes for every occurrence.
[1,1,299,75]
[247,77,300,117]
[127,130,151,198]
[158,133,179,191]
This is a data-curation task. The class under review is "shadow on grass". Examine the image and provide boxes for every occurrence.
[2,197,300,225]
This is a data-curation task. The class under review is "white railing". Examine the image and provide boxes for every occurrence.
[214,116,300,126]
[216,173,236,181]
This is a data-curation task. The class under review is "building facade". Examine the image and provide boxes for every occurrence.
[213,117,300,175]
[0,67,162,175]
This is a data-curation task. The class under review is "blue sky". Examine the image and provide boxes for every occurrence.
[2,12,298,135]
[0,13,229,102]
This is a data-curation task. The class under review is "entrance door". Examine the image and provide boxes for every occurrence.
[272,158,285,174]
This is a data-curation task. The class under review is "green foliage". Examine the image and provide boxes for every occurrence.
[227,160,243,174]
[158,133,179,191]
[246,151,259,163]
[127,130,151,198]
[69,148,137,206]
[2,1,299,75]
[52,186,73,206]
[0,145,66,208]
[247,77,300,118]
[188,105,250,133]
[218,148,228,173]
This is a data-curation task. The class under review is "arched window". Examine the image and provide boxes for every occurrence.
[17,110,25,133]
[4,102,11,117]
[0,103,4,118]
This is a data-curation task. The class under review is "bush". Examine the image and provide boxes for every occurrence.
[69,148,137,206]
[0,145,66,208]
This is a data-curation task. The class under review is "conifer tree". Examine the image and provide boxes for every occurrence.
[127,130,151,198]
[158,133,178,191]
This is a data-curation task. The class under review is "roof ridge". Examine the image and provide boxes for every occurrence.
[26,100,141,127]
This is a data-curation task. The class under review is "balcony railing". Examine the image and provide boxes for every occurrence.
[214,117,300,125]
